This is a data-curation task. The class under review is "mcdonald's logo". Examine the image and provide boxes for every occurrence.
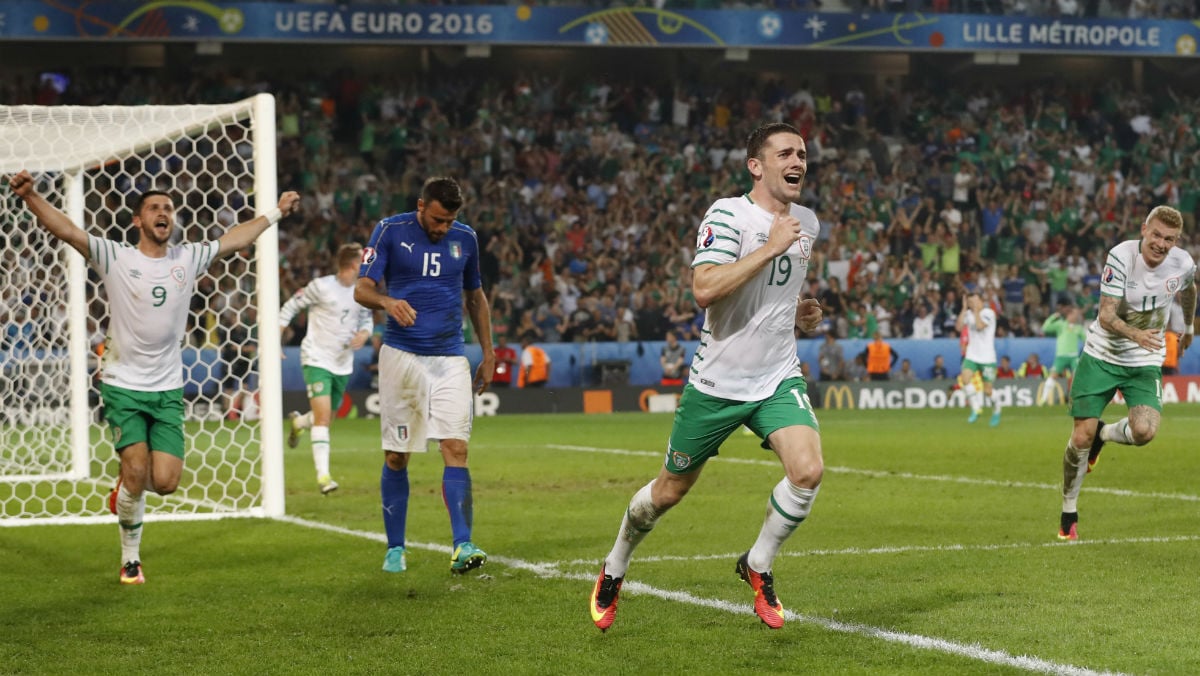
[823,384,855,410]
[1036,380,1067,406]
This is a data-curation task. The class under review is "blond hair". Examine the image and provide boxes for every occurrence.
[1146,205,1184,230]
[336,243,363,270]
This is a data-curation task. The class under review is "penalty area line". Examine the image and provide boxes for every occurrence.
[544,444,1200,503]
[277,515,1125,676]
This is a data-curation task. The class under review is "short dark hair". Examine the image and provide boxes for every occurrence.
[746,122,802,162]
[132,190,175,216]
[421,177,464,212]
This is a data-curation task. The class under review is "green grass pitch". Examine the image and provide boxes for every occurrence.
[2,405,1199,675]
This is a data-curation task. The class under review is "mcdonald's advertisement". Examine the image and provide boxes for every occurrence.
[3,1,1200,56]
[815,376,1200,411]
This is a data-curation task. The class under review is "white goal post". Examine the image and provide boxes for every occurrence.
[0,94,285,524]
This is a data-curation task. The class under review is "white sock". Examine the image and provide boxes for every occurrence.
[1062,442,1088,513]
[604,480,665,579]
[748,480,819,573]
[963,383,978,412]
[1100,418,1134,445]
[117,484,146,565]
[295,411,313,430]
[312,426,331,478]
[991,394,1001,414]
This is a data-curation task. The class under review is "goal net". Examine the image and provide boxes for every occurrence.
[0,95,285,525]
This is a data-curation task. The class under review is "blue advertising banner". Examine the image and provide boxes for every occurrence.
[0,1,1197,55]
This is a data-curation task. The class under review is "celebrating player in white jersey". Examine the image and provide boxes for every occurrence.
[955,292,1002,426]
[1058,205,1197,541]
[7,169,300,585]
[280,243,373,495]
[590,122,825,632]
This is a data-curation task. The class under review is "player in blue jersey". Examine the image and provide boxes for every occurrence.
[355,176,496,575]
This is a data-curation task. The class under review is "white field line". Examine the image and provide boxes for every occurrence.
[277,515,1128,676]
[546,444,1200,503]
[556,534,1200,567]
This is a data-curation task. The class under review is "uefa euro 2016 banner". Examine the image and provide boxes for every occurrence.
[1,1,1197,56]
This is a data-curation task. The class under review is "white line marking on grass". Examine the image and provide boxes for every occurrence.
[556,534,1200,567]
[547,444,1200,503]
[278,515,1126,676]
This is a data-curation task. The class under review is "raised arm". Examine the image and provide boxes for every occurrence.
[216,191,302,259]
[7,171,89,257]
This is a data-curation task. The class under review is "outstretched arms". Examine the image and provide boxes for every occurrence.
[216,191,302,259]
[7,171,89,257]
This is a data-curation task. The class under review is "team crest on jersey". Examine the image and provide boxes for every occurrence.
[362,247,377,265]
[170,266,186,289]
[449,242,462,259]
[671,451,691,470]
[698,226,715,249]
[1167,276,1181,294]
[397,424,409,442]
[798,235,813,259]
[1102,266,1115,284]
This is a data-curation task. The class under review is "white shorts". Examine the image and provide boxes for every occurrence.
[378,345,473,452]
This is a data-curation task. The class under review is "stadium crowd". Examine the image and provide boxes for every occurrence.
[3,66,1199,359]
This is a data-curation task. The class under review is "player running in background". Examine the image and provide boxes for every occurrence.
[1058,205,1196,540]
[590,122,826,631]
[355,176,495,575]
[956,291,1002,426]
[1041,303,1088,400]
[8,169,299,585]
[280,242,373,495]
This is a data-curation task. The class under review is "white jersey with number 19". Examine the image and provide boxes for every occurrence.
[87,234,219,391]
[688,195,819,402]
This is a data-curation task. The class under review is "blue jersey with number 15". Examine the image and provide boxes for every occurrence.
[359,211,482,356]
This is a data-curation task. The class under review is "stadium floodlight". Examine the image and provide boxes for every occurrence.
[0,95,285,524]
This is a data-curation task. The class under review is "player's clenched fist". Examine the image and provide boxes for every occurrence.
[767,209,801,256]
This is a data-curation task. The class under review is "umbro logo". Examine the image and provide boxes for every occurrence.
[130,270,142,279]
[400,242,414,253]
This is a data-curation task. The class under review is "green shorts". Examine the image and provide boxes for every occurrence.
[665,377,818,474]
[961,359,997,383]
[100,383,186,458]
[1051,355,1079,375]
[303,365,349,406]
[1068,352,1162,418]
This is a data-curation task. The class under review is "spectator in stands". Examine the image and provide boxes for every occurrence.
[846,353,869,382]
[492,334,518,388]
[910,302,935,339]
[1017,352,1047,378]
[817,331,845,381]
[860,330,898,381]
[659,331,687,386]
[930,354,949,379]
[997,355,1017,379]
[892,358,917,382]
[219,305,258,421]
[518,333,550,388]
